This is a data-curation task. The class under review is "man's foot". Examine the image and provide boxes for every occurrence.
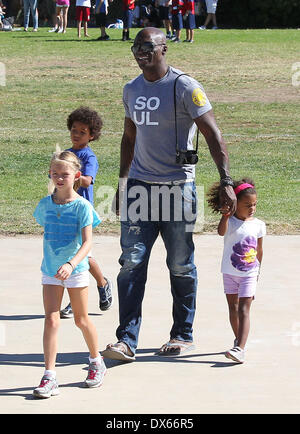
[85,357,107,388]
[156,339,195,356]
[225,346,245,363]
[97,278,113,311]
[60,303,73,319]
[33,375,59,399]
[101,342,135,362]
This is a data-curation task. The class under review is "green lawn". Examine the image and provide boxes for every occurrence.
[0,28,299,234]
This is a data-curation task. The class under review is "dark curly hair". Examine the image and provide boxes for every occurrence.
[207,177,256,213]
[67,106,103,141]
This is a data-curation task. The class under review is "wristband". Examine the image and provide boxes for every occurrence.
[66,261,74,270]
[220,177,234,187]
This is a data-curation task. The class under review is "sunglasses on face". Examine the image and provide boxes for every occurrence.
[131,42,165,54]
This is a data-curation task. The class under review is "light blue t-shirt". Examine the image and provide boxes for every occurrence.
[33,195,101,277]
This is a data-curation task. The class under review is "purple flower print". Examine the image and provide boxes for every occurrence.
[231,236,258,272]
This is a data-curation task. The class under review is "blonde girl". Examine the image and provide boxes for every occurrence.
[33,150,106,398]
[207,177,266,363]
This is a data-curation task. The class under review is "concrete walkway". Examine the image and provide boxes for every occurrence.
[0,234,299,414]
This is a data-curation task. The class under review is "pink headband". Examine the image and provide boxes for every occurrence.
[234,183,254,195]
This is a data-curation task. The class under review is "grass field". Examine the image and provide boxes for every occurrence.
[0,27,299,235]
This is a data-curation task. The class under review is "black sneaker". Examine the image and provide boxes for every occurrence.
[60,303,73,319]
[98,278,113,311]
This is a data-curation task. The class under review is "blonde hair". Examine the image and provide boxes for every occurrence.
[48,145,81,194]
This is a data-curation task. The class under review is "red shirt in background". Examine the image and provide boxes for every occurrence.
[123,0,135,10]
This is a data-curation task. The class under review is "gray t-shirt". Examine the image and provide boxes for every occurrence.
[123,66,212,182]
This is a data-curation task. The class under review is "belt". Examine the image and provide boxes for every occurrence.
[140,179,194,186]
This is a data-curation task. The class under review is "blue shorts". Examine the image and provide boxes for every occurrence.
[159,6,170,20]
[123,9,133,28]
[184,13,196,29]
[172,13,183,30]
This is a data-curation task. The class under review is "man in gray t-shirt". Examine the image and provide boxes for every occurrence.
[102,27,236,362]
[123,66,212,182]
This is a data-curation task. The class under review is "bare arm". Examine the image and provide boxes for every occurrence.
[113,117,136,215]
[119,117,136,178]
[79,175,93,188]
[217,214,230,236]
[194,110,237,215]
[256,237,263,264]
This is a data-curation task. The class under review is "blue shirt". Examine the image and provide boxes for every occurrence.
[33,195,101,277]
[66,146,99,205]
[95,0,107,13]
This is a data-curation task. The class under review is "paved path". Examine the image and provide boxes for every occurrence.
[0,235,299,414]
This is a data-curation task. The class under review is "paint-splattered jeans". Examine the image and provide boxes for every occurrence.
[116,178,198,354]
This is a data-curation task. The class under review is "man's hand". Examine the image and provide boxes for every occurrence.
[219,185,237,215]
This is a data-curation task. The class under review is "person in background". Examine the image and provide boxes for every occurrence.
[156,0,172,39]
[23,0,38,31]
[122,0,134,41]
[54,0,69,33]
[199,0,218,29]
[95,0,110,40]
[183,0,195,42]
[76,0,91,37]
[171,0,183,42]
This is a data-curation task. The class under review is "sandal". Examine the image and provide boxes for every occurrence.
[101,342,135,362]
[155,339,195,357]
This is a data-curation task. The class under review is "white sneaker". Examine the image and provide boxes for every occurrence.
[85,357,107,388]
[33,375,59,399]
[48,27,58,33]
[225,346,245,363]
[199,25,206,30]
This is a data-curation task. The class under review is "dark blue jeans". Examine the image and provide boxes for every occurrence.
[116,179,198,354]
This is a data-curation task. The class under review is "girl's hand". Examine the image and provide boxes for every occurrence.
[54,262,74,280]
[219,204,231,216]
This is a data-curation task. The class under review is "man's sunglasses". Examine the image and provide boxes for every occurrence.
[131,42,165,54]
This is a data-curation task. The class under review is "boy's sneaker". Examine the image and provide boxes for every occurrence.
[33,375,59,399]
[199,25,206,30]
[85,358,107,388]
[98,278,113,311]
[225,346,245,363]
[60,303,73,318]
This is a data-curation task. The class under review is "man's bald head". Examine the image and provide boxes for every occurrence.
[134,27,167,45]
